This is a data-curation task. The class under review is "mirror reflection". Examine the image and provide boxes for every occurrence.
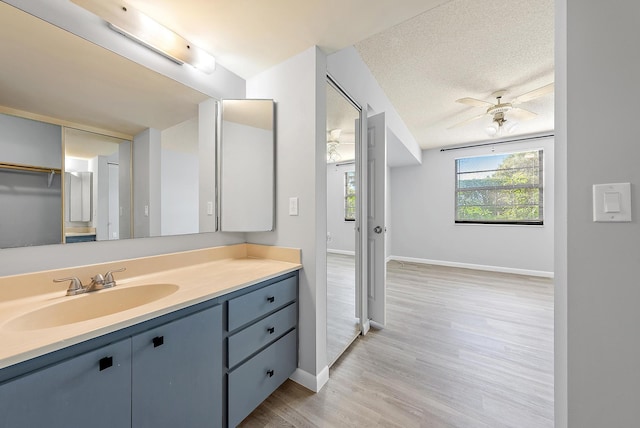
[64,128,132,243]
[0,2,212,248]
[219,99,275,232]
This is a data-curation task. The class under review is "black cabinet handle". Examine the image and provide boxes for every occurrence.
[267,326,275,334]
[152,336,164,348]
[99,356,113,371]
[266,369,274,378]
[266,296,275,303]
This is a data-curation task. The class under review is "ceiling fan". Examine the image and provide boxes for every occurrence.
[327,128,355,162]
[449,82,554,135]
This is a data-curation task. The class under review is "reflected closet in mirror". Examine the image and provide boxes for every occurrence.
[64,128,132,243]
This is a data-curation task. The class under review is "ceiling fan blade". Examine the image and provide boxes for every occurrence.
[455,97,494,108]
[447,113,486,129]
[512,107,538,121]
[512,83,554,104]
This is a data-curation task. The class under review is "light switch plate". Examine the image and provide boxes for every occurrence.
[289,197,299,216]
[593,183,632,222]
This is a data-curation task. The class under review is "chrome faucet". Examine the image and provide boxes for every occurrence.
[54,267,126,296]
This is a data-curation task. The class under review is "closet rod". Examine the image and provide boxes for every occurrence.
[0,162,62,174]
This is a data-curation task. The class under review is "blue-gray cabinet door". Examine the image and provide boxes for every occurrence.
[131,305,222,428]
[0,338,132,428]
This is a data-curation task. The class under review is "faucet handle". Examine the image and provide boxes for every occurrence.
[53,277,85,296]
[104,267,126,287]
[91,273,105,284]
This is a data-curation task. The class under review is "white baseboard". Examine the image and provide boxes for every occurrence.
[289,365,329,392]
[326,248,355,256]
[389,255,554,278]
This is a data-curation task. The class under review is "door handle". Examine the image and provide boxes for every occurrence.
[374,226,382,234]
[99,356,113,371]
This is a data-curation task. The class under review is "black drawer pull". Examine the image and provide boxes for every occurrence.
[99,356,113,371]
[152,336,164,348]
[267,326,275,334]
[266,296,275,303]
[266,369,274,378]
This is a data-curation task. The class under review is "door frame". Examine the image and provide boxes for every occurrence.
[326,75,369,336]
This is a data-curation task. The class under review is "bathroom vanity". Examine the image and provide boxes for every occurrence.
[0,244,300,427]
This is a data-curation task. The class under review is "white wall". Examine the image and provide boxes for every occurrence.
[220,121,274,231]
[161,118,199,236]
[557,1,640,427]
[198,99,217,234]
[390,136,554,276]
[160,149,199,235]
[245,47,329,391]
[133,128,159,238]
[326,163,356,254]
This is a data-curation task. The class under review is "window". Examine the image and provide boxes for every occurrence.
[455,150,543,225]
[344,171,356,221]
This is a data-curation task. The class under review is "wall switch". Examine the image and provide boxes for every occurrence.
[207,201,214,216]
[289,197,299,216]
[593,183,632,222]
[144,205,149,217]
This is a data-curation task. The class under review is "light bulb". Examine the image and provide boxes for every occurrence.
[485,122,499,136]
[505,120,519,134]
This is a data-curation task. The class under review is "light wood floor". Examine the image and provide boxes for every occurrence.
[326,253,359,366]
[240,261,554,428]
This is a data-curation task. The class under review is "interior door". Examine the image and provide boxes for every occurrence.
[367,112,386,326]
[108,162,119,240]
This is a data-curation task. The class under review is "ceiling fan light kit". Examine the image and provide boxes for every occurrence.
[450,83,554,136]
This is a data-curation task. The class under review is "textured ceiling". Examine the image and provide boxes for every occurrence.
[124,0,450,79]
[1,0,553,152]
[355,0,554,149]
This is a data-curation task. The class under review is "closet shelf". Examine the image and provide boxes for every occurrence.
[0,162,62,188]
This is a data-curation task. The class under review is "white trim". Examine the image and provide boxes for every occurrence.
[289,365,329,393]
[326,248,355,256]
[389,255,554,278]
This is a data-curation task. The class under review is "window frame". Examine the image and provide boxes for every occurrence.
[344,170,356,222]
[454,149,544,226]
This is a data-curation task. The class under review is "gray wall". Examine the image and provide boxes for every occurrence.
[0,113,62,169]
[245,47,328,382]
[390,137,555,275]
[0,113,62,248]
[557,1,640,426]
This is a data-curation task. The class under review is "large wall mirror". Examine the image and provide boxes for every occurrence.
[64,128,132,243]
[0,2,214,248]
[219,99,275,232]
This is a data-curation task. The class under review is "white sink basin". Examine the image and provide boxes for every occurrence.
[7,283,179,331]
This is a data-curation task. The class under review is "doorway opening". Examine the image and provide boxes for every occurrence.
[326,78,362,366]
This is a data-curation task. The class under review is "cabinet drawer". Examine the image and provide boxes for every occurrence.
[228,329,297,427]
[228,302,297,368]
[228,276,296,331]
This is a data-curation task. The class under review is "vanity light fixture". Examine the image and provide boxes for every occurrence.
[71,0,216,73]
